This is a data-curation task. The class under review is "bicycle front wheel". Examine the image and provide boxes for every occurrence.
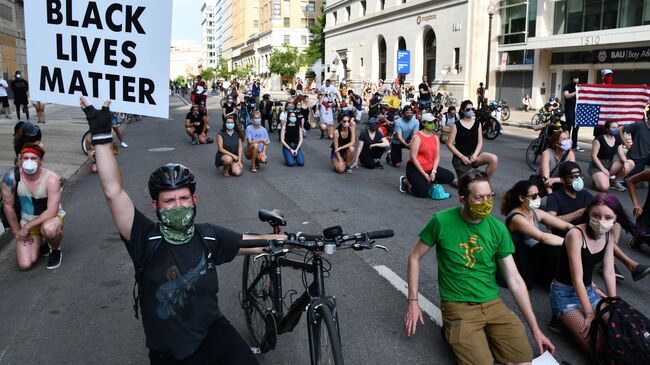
[309,304,344,365]
[242,255,277,352]
[81,130,92,155]
[526,137,542,171]
[501,106,510,121]
[531,114,541,126]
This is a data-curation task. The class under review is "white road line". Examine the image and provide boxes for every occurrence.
[373,265,443,326]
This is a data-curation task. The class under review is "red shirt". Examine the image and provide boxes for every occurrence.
[415,131,438,172]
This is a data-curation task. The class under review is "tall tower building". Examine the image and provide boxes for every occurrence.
[201,0,218,69]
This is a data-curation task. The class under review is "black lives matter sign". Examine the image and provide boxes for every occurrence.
[25,0,172,118]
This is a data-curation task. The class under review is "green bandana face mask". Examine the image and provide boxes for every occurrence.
[423,123,436,131]
[468,199,493,220]
[158,205,196,245]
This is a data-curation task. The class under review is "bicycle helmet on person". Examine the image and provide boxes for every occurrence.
[148,163,196,199]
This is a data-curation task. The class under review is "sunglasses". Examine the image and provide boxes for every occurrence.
[525,193,540,200]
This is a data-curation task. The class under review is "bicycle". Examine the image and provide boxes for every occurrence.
[498,100,510,121]
[530,109,551,126]
[525,111,564,171]
[240,209,393,365]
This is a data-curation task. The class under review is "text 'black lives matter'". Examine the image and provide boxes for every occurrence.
[40,0,156,105]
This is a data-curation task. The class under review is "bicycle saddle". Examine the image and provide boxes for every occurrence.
[258,209,286,227]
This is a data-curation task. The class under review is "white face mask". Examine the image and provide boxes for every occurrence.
[589,217,614,236]
[22,159,38,175]
[528,197,542,209]
[560,139,572,151]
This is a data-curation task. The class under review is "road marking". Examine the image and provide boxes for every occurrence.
[148,147,175,152]
[373,265,442,326]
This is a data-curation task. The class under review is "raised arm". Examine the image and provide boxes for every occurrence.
[80,97,134,240]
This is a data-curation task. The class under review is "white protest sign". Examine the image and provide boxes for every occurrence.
[25,0,172,118]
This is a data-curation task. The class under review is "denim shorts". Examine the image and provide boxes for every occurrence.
[549,281,601,316]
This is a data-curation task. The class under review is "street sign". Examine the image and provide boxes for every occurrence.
[397,50,410,75]
[25,0,173,118]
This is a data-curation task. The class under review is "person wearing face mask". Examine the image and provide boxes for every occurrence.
[447,100,499,179]
[78,96,280,364]
[588,120,633,192]
[439,106,459,144]
[1,143,65,270]
[538,131,576,195]
[331,113,356,173]
[545,161,649,291]
[350,117,389,169]
[244,111,270,172]
[398,113,456,196]
[620,103,650,178]
[280,111,305,167]
[549,194,636,355]
[10,71,29,121]
[500,180,573,289]
[222,96,238,124]
[319,93,335,139]
[216,116,244,177]
[388,105,419,168]
[405,171,555,364]
[184,104,209,145]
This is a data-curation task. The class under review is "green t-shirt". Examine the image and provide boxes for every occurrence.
[419,206,514,303]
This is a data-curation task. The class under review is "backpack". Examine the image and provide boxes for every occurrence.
[1,167,21,229]
[590,296,650,365]
[131,223,219,319]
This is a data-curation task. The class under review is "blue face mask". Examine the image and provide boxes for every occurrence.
[465,110,475,118]
[288,117,297,123]
[226,123,235,130]
[609,128,619,135]
[253,119,262,126]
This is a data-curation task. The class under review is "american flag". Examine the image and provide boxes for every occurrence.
[575,84,650,127]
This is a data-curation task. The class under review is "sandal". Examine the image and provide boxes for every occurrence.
[223,167,230,177]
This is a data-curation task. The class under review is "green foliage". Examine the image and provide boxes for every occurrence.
[304,6,325,65]
[201,67,216,82]
[216,58,231,79]
[269,45,306,78]
[174,75,187,87]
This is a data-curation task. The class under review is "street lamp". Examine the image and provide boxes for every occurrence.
[485,2,497,94]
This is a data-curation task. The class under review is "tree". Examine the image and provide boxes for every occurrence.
[202,67,216,82]
[216,58,231,80]
[269,45,305,79]
[304,6,325,65]
[174,75,187,87]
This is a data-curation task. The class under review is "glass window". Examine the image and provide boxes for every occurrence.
[602,0,618,29]
[308,18,315,27]
[284,35,291,44]
[499,2,527,45]
[307,1,316,12]
[583,0,603,32]
[566,0,584,33]
[284,17,290,27]
[553,0,566,34]
[301,35,307,45]
[528,0,537,37]
[619,0,643,27]
[550,51,593,65]
[253,20,259,27]
[454,48,460,72]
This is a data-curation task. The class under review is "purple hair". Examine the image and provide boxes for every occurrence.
[583,194,637,235]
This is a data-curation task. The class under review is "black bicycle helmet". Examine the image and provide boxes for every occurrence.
[148,163,196,199]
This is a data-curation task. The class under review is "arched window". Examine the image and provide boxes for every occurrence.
[423,28,436,81]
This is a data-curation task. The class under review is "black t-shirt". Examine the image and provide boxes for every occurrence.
[562,83,577,112]
[224,103,237,116]
[545,189,594,235]
[185,112,206,132]
[122,209,241,359]
[10,78,28,98]
[595,135,622,161]
[418,83,430,101]
[369,96,381,117]
[359,129,385,156]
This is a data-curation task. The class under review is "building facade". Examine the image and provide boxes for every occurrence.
[0,0,26,85]
[323,0,491,103]
[170,40,204,80]
[201,0,219,69]
[324,0,650,108]
[497,0,650,108]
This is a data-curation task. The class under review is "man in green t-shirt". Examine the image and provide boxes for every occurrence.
[404,171,555,365]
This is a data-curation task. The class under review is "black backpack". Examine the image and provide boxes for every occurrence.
[131,223,219,319]
[590,296,650,364]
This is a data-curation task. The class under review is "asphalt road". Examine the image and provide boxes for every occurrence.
[0,95,648,365]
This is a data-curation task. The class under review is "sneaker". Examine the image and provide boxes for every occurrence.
[374,159,384,169]
[399,176,407,193]
[39,242,51,257]
[120,141,129,148]
[346,167,353,174]
[632,264,650,281]
[574,146,585,152]
[191,140,199,145]
[610,181,626,192]
[320,132,325,139]
[46,249,62,269]
[547,314,565,334]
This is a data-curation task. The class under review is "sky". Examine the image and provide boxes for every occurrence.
[172,0,203,42]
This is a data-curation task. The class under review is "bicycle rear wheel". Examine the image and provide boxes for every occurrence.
[309,304,344,365]
[242,255,277,352]
[530,114,542,126]
[483,117,499,140]
[500,106,510,121]
[526,137,543,171]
